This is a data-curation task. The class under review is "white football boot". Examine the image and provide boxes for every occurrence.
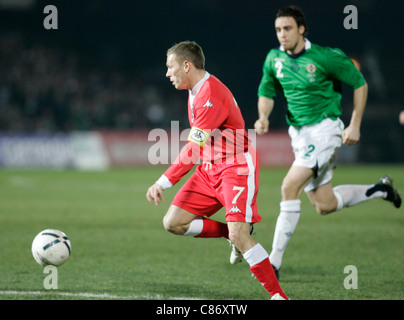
[270,293,287,300]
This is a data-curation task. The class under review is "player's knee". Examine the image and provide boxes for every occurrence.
[163,215,185,235]
[163,221,182,234]
[281,182,300,200]
[162,215,182,234]
[280,183,289,198]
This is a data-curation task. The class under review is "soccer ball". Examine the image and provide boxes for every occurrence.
[31,229,71,266]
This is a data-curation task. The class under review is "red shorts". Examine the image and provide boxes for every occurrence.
[172,151,261,223]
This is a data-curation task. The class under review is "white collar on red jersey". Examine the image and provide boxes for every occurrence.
[190,71,210,96]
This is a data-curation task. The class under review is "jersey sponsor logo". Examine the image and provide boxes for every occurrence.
[188,127,210,146]
[228,206,242,213]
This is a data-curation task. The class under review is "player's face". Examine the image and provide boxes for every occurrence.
[166,54,188,90]
[275,16,305,54]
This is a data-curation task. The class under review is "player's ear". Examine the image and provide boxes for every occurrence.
[183,60,191,73]
[298,25,305,37]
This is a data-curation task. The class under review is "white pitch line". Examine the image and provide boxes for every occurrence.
[0,290,203,300]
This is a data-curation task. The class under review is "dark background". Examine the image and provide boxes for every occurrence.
[1,0,403,162]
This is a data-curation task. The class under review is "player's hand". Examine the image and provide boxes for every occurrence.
[146,183,165,205]
[342,125,360,145]
[254,118,269,135]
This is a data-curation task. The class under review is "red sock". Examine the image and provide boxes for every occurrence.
[250,257,288,300]
[195,218,229,239]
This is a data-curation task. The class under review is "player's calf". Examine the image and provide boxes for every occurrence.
[312,201,339,215]
[307,184,339,215]
[227,222,256,253]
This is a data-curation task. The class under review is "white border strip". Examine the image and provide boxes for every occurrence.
[0,290,202,300]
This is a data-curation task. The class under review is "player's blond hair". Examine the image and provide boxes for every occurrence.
[167,41,205,70]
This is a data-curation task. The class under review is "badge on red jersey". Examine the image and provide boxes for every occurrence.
[188,127,210,147]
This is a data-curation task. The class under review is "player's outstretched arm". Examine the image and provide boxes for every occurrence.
[146,138,202,206]
[254,97,274,135]
[342,82,368,145]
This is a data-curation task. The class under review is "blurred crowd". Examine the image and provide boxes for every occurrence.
[0,32,184,133]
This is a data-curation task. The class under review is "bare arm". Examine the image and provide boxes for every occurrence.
[342,82,368,145]
[146,139,201,206]
[254,96,275,135]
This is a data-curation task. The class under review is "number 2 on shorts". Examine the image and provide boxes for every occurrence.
[304,144,315,157]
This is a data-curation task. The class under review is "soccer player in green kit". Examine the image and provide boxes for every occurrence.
[252,6,401,278]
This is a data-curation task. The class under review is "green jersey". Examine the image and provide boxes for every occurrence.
[258,39,366,127]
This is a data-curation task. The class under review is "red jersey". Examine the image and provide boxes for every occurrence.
[161,72,252,188]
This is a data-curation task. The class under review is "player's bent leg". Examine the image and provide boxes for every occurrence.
[281,165,314,201]
[306,182,339,215]
[163,205,229,238]
[163,205,200,235]
[332,175,401,209]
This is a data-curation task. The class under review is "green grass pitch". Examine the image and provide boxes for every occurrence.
[0,165,403,300]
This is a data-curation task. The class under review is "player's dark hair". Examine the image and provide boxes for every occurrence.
[167,41,205,70]
[276,5,309,37]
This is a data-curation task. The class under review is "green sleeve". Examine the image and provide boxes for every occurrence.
[325,48,366,89]
[257,51,280,98]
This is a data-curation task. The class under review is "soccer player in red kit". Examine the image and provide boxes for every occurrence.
[146,41,288,300]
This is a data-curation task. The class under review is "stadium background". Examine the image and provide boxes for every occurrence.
[1,0,403,302]
[0,0,403,168]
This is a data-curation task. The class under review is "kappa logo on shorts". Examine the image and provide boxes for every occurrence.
[229,206,242,213]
